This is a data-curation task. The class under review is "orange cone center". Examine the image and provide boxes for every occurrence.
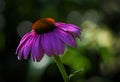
[32,18,55,34]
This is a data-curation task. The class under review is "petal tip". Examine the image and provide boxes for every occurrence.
[17,56,21,60]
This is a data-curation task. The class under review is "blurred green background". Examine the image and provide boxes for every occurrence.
[0,0,120,82]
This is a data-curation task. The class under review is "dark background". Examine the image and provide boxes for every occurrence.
[0,0,120,82]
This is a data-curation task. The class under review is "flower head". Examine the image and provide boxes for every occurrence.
[16,18,81,62]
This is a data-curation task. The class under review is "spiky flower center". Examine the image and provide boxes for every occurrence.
[32,18,55,34]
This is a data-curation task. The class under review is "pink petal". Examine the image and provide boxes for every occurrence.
[23,36,34,60]
[54,28,77,47]
[17,36,33,60]
[48,32,65,55]
[16,32,32,54]
[17,47,23,60]
[41,33,53,56]
[31,34,44,62]
[55,22,81,37]
[17,32,33,60]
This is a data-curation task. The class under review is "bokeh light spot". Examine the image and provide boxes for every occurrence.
[17,20,32,37]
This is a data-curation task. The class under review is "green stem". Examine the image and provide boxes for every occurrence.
[52,55,69,82]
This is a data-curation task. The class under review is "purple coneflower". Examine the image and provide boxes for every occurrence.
[16,18,81,62]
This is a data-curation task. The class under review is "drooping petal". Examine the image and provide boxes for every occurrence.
[16,32,32,54]
[17,33,33,60]
[54,28,77,47]
[23,36,34,60]
[17,47,23,60]
[31,34,44,62]
[48,32,65,55]
[36,35,44,62]
[55,22,81,37]
[17,36,33,60]
[41,33,53,56]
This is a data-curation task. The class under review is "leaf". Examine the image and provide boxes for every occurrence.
[69,68,84,79]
